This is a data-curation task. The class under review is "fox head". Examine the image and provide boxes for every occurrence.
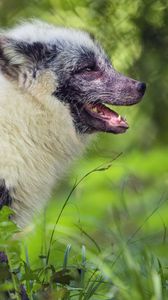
[0,20,146,135]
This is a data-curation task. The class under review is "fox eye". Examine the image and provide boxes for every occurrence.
[76,65,96,74]
[85,67,94,72]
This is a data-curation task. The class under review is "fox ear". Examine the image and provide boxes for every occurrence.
[0,37,28,79]
[0,37,55,80]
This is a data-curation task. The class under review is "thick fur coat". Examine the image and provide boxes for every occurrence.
[0,70,88,226]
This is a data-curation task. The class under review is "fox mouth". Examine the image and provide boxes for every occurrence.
[81,102,129,134]
[62,81,146,134]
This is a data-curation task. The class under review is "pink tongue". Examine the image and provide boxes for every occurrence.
[87,103,128,127]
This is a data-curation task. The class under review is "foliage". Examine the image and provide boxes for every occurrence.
[0,0,167,299]
[1,152,168,299]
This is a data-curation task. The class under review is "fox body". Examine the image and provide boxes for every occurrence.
[0,20,146,227]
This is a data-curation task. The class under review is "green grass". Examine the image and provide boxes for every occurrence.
[0,147,168,299]
[0,1,167,298]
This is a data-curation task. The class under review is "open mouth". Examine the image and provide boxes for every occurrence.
[83,102,129,134]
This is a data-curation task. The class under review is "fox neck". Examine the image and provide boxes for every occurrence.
[0,74,90,227]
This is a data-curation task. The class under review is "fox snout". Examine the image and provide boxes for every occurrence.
[99,70,147,106]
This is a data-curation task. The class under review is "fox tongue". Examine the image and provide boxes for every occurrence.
[85,103,129,128]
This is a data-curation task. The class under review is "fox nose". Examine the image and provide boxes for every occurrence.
[137,82,146,95]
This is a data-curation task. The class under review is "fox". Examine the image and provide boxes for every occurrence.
[0,20,146,227]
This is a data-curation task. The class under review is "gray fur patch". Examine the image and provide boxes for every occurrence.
[0,179,12,209]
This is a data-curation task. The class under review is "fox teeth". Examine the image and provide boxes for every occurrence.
[92,107,98,113]
[118,115,122,121]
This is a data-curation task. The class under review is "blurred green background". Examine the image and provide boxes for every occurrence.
[0,0,168,298]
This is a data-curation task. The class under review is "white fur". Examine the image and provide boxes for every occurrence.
[4,20,97,52]
[0,21,93,227]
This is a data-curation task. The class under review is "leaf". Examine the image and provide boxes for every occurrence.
[51,269,74,285]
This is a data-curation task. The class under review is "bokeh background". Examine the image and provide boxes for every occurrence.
[0,0,168,298]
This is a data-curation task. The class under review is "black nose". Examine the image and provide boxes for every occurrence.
[137,82,146,95]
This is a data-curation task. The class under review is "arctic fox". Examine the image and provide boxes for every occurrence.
[0,20,146,227]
